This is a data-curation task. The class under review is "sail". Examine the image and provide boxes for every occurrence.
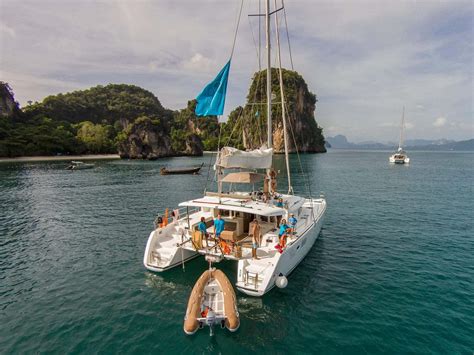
[216,147,273,169]
[195,60,231,116]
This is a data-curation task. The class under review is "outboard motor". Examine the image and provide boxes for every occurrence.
[205,309,216,327]
[206,309,216,336]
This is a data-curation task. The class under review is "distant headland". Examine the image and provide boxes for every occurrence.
[326,134,474,151]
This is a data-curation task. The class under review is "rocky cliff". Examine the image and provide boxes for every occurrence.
[0,82,21,118]
[1,72,323,158]
[11,84,218,159]
[222,68,326,153]
[116,115,204,159]
[116,100,217,159]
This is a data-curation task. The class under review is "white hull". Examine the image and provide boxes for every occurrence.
[389,155,410,164]
[235,199,325,296]
[143,196,326,297]
[143,222,200,272]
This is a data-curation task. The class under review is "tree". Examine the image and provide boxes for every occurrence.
[75,121,114,153]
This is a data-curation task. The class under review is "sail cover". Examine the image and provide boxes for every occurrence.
[216,147,273,169]
[195,60,231,116]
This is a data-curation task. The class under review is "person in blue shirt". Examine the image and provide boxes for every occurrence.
[198,217,209,247]
[277,219,290,253]
[214,213,225,239]
[288,213,297,235]
[275,198,284,208]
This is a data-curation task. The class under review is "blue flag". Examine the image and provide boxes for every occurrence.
[195,60,231,116]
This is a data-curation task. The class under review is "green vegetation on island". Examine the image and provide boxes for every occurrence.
[0,70,326,158]
[220,68,326,153]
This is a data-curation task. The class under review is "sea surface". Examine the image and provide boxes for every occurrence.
[1,151,473,354]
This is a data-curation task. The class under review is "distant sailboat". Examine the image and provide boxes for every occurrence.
[389,107,410,164]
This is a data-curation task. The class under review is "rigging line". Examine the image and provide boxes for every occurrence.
[275,0,292,194]
[230,0,245,60]
[203,144,215,193]
[247,1,260,65]
[204,118,221,193]
[258,0,261,71]
[247,2,264,146]
[223,106,245,148]
[252,65,264,146]
[247,1,260,61]
[226,60,265,149]
[282,0,294,70]
[209,0,244,194]
[285,100,314,201]
[214,121,224,185]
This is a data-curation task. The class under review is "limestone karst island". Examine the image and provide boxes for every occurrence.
[0,69,326,159]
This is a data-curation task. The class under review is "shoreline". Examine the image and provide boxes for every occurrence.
[0,154,121,163]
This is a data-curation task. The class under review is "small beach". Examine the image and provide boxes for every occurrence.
[0,154,120,163]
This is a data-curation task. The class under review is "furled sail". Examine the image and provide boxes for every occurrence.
[195,60,231,116]
[216,147,273,169]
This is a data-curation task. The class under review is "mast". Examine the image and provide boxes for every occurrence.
[265,0,272,149]
[274,0,292,194]
[265,0,273,195]
[399,106,405,150]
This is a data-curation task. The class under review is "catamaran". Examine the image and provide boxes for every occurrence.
[389,107,410,164]
[143,0,326,297]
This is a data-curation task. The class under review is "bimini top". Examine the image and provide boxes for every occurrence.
[178,196,285,217]
[216,146,273,169]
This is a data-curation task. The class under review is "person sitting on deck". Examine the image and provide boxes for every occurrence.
[198,217,209,247]
[288,213,298,235]
[276,198,284,208]
[276,219,290,253]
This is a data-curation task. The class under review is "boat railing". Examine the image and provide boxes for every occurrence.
[154,206,200,229]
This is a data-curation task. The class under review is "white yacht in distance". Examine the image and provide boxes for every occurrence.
[143,0,326,297]
[389,107,410,164]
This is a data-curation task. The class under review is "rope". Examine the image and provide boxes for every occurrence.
[203,147,215,193]
[181,237,185,272]
[214,122,223,184]
[285,100,314,202]
[258,0,262,71]
[223,107,244,148]
[204,0,244,194]
[247,3,265,147]
[248,1,260,61]
[282,0,294,70]
[230,0,245,60]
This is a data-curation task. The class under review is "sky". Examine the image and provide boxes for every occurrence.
[1,0,473,143]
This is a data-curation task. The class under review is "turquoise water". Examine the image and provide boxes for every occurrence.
[1,151,473,354]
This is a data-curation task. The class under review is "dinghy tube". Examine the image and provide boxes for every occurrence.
[183,269,239,335]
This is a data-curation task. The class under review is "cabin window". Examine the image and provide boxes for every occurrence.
[215,209,230,217]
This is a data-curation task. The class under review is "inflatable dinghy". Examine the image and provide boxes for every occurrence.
[184,268,239,335]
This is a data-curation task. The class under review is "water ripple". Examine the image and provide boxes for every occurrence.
[0,153,473,353]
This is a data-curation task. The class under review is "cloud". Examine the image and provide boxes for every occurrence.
[433,117,447,128]
[182,53,215,72]
[0,22,15,37]
[1,0,472,141]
